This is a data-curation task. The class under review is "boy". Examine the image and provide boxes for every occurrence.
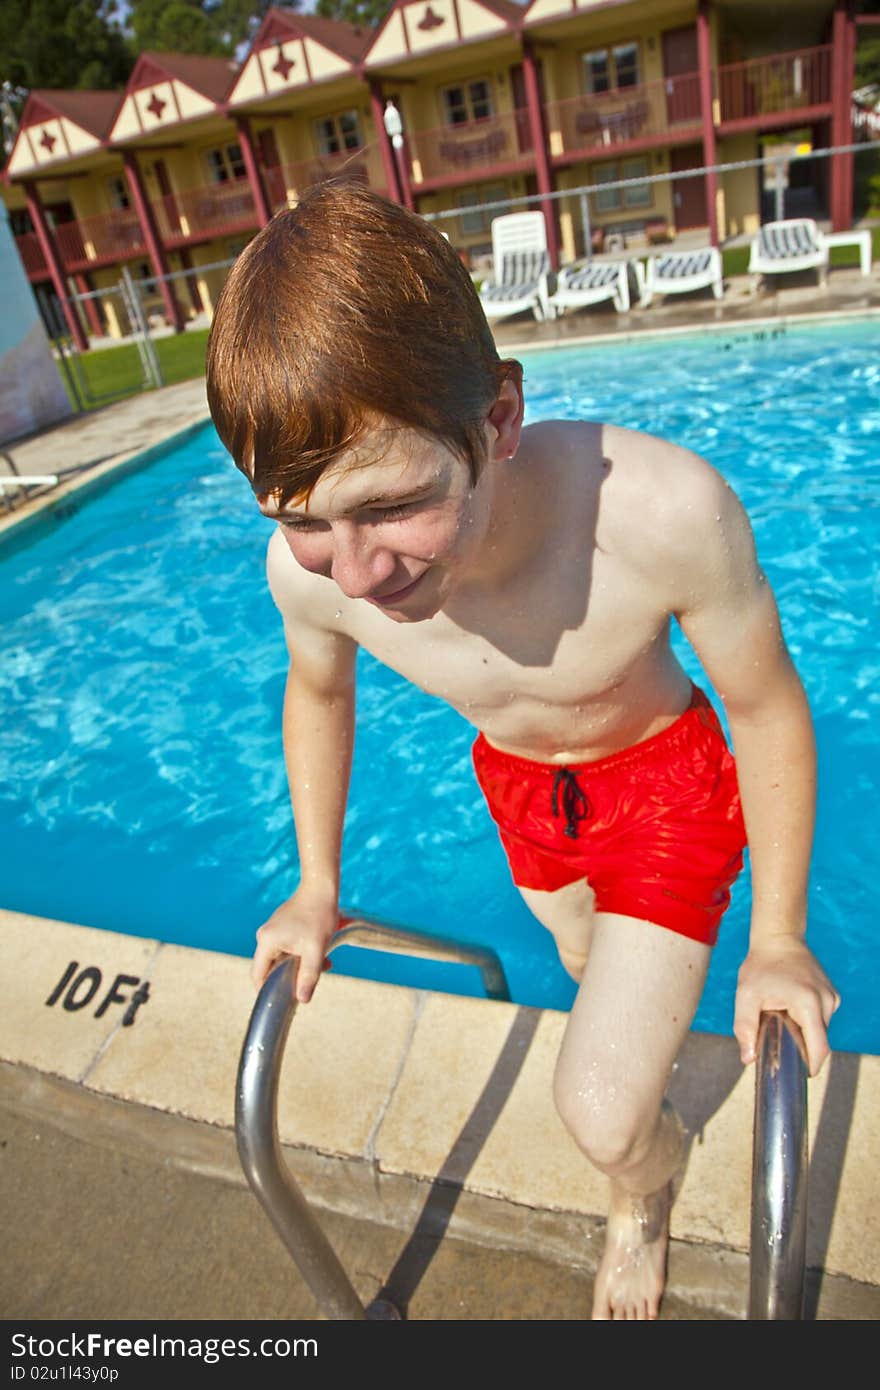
[206,180,838,1320]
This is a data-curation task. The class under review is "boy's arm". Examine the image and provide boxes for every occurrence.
[252,532,358,1001]
[655,451,839,1075]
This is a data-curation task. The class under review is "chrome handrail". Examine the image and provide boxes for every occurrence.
[748,1009,809,1319]
[235,912,511,1319]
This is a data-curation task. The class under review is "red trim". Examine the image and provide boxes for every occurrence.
[522,41,558,268]
[369,81,404,204]
[414,152,534,193]
[235,114,272,226]
[22,181,88,349]
[718,103,832,138]
[254,48,270,96]
[301,37,314,85]
[696,1,717,246]
[170,82,184,124]
[20,98,58,130]
[451,0,463,43]
[549,125,703,170]
[129,56,173,94]
[122,151,185,332]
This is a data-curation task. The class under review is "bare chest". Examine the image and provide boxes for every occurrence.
[344,550,678,756]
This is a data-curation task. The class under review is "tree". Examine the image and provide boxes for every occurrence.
[314,0,395,27]
[0,1,132,93]
[126,0,295,58]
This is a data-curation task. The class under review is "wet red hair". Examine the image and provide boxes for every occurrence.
[206,178,521,504]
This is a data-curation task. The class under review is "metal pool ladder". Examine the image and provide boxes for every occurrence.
[749,1010,809,1319]
[234,911,510,1320]
[236,927,809,1320]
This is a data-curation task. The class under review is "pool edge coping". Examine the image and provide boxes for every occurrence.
[2,907,878,1306]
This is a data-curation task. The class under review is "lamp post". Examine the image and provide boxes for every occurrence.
[382,98,413,211]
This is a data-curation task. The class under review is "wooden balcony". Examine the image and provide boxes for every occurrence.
[407,109,534,188]
[262,142,387,212]
[152,177,259,247]
[53,211,147,272]
[545,70,702,166]
[15,232,48,280]
[716,45,832,131]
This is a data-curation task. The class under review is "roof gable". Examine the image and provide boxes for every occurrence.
[228,7,370,107]
[364,0,520,69]
[8,89,120,177]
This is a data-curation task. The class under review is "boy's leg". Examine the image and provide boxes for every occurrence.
[553,911,711,1319]
[516,878,597,980]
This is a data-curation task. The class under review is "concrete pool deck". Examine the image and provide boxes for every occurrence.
[2,268,880,1321]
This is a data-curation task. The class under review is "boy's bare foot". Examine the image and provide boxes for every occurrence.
[591,1179,671,1320]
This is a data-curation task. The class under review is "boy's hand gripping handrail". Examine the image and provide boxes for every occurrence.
[749,1009,809,1319]
[235,913,511,1319]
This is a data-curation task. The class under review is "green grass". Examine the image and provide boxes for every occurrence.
[61,328,209,411]
[722,224,880,278]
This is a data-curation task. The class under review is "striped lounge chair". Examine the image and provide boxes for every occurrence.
[748,218,829,288]
[549,258,637,315]
[641,246,724,307]
[478,211,555,323]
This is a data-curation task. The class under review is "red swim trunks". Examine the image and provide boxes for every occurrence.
[471,686,747,946]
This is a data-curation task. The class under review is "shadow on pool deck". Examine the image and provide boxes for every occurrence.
[2,269,880,1324]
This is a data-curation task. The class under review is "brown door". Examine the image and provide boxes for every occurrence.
[670,144,708,229]
[662,25,701,124]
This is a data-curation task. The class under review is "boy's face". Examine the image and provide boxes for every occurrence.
[260,423,498,622]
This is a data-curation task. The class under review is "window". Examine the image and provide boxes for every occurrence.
[582,42,640,94]
[107,176,130,211]
[314,110,362,156]
[205,143,247,184]
[593,156,651,213]
[442,79,493,126]
[457,182,511,236]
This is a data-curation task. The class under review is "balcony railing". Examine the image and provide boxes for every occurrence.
[52,210,147,271]
[717,45,832,126]
[14,231,48,278]
[545,70,702,162]
[153,177,259,245]
[407,108,533,186]
[262,142,387,213]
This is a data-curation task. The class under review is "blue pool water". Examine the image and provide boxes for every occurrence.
[1,319,878,1053]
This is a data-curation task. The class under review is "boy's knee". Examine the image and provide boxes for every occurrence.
[553,1065,650,1174]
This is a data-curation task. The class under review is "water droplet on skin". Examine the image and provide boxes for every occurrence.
[335,610,342,619]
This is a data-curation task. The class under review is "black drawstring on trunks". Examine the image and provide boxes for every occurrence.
[551,767,590,839]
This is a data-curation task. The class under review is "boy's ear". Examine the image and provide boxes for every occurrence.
[486,375,524,460]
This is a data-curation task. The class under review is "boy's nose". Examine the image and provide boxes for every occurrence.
[329,525,395,599]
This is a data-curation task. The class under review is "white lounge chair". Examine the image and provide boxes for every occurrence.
[640,246,723,307]
[748,218,829,289]
[478,211,554,323]
[549,258,639,315]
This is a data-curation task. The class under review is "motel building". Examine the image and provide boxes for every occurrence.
[0,0,867,350]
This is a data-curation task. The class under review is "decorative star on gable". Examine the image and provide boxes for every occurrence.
[272,46,295,80]
[39,129,57,153]
[417,4,445,30]
[146,91,167,119]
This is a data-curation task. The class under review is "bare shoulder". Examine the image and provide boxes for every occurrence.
[266,527,338,630]
[265,528,359,690]
[600,422,731,517]
[596,423,761,607]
